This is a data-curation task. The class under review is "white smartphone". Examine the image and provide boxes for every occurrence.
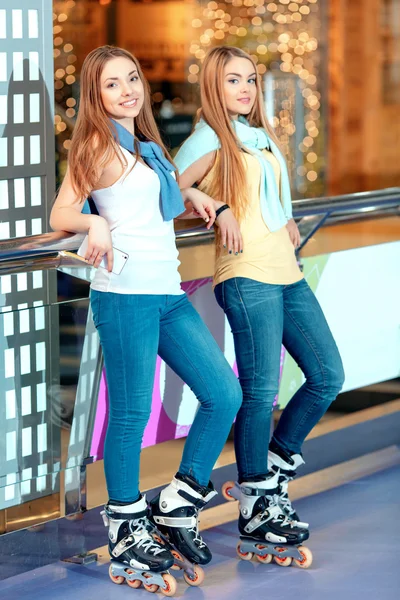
[77,236,129,275]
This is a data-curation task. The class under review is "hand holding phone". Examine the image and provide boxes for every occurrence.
[77,235,129,275]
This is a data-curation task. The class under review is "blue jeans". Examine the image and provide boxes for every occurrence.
[91,290,242,502]
[214,277,344,482]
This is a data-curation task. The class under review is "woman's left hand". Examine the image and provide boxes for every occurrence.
[180,188,216,229]
[286,218,301,249]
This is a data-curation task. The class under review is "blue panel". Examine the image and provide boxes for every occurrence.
[2,409,400,580]
[1,465,399,600]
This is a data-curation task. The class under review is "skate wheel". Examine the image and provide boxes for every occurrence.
[236,541,253,561]
[183,565,205,587]
[143,583,159,593]
[273,555,292,567]
[125,569,142,588]
[171,550,183,570]
[221,481,236,502]
[160,573,177,597]
[255,546,273,564]
[108,564,124,584]
[127,578,142,588]
[256,553,273,564]
[293,546,313,569]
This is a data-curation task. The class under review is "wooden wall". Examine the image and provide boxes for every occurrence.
[328,0,400,195]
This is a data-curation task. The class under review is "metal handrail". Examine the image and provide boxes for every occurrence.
[0,231,84,259]
[292,187,400,217]
[0,188,399,272]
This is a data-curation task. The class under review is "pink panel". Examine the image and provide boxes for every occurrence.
[89,277,287,461]
[90,278,214,461]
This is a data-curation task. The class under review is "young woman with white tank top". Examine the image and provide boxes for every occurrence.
[90,144,182,295]
[50,46,242,590]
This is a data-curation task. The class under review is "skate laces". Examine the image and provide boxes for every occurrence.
[278,475,296,517]
[263,494,294,528]
[188,509,206,549]
[129,518,165,555]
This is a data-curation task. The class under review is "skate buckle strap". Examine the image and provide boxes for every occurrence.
[153,514,197,529]
[240,485,266,497]
[113,520,166,558]
[243,498,293,535]
[244,511,272,534]
[279,468,297,480]
[177,489,207,509]
[112,535,136,558]
[104,505,148,521]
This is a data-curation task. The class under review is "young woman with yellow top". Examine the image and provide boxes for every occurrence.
[175,46,344,565]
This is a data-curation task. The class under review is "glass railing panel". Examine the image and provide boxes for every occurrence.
[0,291,95,512]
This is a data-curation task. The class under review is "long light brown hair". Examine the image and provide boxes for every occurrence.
[197,46,282,221]
[68,45,173,200]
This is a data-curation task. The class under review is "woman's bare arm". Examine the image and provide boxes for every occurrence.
[50,168,114,271]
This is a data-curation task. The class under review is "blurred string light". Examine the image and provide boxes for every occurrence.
[53,1,77,154]
[189,0,324,196]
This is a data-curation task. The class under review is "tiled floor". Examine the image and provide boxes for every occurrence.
[1,464,399,600]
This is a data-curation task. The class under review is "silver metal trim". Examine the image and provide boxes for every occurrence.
[0,187,398,275]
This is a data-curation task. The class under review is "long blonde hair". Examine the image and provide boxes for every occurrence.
[197,46,282,221]
[68,45,173,200]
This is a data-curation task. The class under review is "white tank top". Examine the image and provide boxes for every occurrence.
[90,146,183,295]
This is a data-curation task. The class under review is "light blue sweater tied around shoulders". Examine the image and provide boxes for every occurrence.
[174,117,293,231]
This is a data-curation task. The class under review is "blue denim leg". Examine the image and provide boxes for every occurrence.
[90,290,163,502]
[215,278,284,482]
[158,294,242,486]
[272,279,345,454]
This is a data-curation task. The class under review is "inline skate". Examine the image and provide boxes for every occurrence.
[236,471,313,568]
[268,441,309,527]
[149,473,217,586]
[101,495,177,595]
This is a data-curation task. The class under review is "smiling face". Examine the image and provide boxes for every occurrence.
[223,56,257,120]
[100,56,144,129]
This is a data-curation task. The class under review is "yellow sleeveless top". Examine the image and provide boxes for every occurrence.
[199,149,303,287]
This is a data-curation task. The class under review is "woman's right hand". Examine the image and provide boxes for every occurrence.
[86,216,114,272]
[216,208,243,255]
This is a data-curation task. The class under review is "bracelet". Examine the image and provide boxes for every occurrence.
[215,204,230,219]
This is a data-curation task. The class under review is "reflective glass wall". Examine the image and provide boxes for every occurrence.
[53,0,328,198]
[52,0,400,196]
